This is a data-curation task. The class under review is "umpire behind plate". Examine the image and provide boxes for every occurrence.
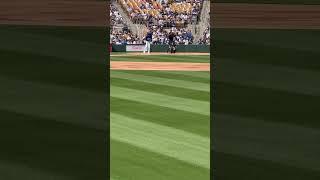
[167,31,177,54]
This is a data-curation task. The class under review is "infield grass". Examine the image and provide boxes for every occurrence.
[111,54,210,63]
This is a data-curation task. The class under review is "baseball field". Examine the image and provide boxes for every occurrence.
[213,29,320,180]
[2,0,320,179]
[110,53,210,180]
[0,25,107,179]
[212,0,320,177]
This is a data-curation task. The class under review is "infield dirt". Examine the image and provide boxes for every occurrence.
[111,61,210,71]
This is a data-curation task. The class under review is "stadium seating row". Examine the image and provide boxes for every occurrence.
[120,0,201,26]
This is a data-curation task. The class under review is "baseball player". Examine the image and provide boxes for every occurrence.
[143,29,153,54]
[167,31,176,54]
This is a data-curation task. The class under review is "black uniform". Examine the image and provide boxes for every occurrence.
[168,32,176,53]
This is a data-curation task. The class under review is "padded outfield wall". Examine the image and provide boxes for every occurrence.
[111,44,210,53]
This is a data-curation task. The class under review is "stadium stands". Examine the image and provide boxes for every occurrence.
[119,0,202,27]
[110,4,142,44]
[198,26,210,44]
[110,0,209,45]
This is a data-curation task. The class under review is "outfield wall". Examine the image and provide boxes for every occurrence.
[111,44,210,53]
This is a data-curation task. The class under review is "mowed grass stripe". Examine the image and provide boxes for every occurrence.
[0,161,72,180]
[0,25,106,44]
[111,97,209,137]
[111,71,209,93]
[215,29,320,71]
[216,81,320,128]
[213,151,320,180]
[215,29,320,53]
[111,113,210,169]
[111,55,209,63]
[111,140,209,180]
[111,86,209,116]
[0,27,105,64]
[113,70,209,83]
[214,113,320,171]
[112,78,209,101]
[0,109,106,179]
[163,71,210,79]
[217,58,320,97]
[0,76,104,130]
[0,49,104,92]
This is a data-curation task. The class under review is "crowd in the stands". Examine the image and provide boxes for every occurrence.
[111,29,142,45]
[120,0,203,28]
[110,4,142,44]
[110,0,210,45]
[198,26,210,45]
[110,4,125,26]
[147,26,193,45]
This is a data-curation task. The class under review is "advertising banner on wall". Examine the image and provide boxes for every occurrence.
[126,44,145,52]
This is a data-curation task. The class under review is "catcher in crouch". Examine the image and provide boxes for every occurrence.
[167,31,177,54]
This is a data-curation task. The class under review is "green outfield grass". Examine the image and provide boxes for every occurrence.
[0,25,107,179]
[111,54,210,63]
[213,28,320,179]
[111,55,210,180]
